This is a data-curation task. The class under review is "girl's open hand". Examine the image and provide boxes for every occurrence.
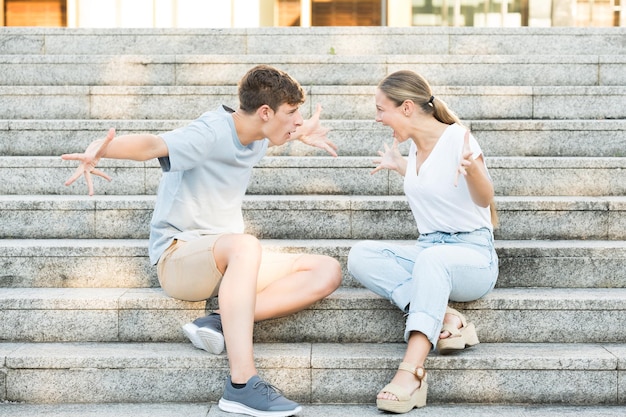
[371,139,401,175]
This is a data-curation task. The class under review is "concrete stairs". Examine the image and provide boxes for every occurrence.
[0,27,625,416]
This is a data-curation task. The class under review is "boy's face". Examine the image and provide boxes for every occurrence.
[264,103,304,146]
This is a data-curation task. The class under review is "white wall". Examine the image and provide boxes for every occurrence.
[388,0,412,27]
[68,0,264,28]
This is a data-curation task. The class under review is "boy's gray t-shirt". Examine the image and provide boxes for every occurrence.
[148,105,268,265]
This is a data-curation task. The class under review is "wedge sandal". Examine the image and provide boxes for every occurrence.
[436,306,480,355]
[376,362,427,413]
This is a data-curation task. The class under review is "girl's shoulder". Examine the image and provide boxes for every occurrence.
[445,123,467,137]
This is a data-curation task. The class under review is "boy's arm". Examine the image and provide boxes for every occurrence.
[62,128,168,196]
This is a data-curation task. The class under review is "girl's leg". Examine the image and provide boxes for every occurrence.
[378,234,497,403]
[377,331,431,401]
[405,236,498,347]
[377,245,488,403]
[347,240,422,311]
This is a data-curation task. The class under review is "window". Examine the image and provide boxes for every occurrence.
[411,0,526,27]
[312,0,381,26]
[576,0,618,26]
[278,0,301,26]
[4,0,66,26]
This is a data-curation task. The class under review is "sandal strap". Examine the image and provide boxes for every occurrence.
[440,322,462,338]
[398,362,426,381]
[446,306,468,327]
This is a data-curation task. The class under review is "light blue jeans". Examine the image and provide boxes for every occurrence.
[347,227,498,348]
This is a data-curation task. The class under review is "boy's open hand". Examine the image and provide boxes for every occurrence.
[297,104,338,157]
[61,128,115,196]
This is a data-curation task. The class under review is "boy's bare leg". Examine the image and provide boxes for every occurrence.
[213,234,263,384]
[253,251,342,321]
[212,250,341,322]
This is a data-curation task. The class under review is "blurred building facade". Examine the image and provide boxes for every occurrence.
[2,0,624,28]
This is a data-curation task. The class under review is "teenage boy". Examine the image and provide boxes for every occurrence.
[62,65,342,417]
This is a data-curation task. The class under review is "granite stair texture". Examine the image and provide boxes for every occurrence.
[0,26,625,417]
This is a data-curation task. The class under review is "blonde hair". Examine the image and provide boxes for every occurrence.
[377,70,462,126]
[379,70,498,228]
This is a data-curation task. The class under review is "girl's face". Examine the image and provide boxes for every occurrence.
[375,89,409,142]
[264,103,303,146]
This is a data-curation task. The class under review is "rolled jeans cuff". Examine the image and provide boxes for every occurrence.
[404,310,440,349]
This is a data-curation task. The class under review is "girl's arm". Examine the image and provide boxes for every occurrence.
[456,131,494,208]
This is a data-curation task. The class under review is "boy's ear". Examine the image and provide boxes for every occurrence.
[257,105,272,122]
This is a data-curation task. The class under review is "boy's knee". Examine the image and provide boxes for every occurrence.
[215,233,262,270]
[230,234,262,253]
[326,257,342,288]
[313,256,342,294]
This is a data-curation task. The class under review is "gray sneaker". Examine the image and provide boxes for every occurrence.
[218,375,302,417]
[182,313,224,354]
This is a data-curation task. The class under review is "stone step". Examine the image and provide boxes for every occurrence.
[0,195,623,240]
[2,27,624,56]
[2,119,624,158]
[1,85,624,120]
[0,403,625,417]
[1,239,624,290]
[2,25,623,413]
[1,54,623,87]
[3,156,624,197]
[0,341,624,405]
[1,287,625,344]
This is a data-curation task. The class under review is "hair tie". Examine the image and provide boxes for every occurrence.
[428,95,435,106]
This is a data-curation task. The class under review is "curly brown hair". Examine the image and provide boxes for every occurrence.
[238,65,306,114]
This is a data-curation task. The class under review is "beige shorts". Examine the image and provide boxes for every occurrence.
[157,235,224,302]
[157,235,303,302]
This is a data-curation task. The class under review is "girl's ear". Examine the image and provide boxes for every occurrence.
[402,100,415,116]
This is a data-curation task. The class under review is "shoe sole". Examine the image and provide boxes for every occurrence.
[376,379,428,413]
[182,323,225,354]
[219,398,302,417]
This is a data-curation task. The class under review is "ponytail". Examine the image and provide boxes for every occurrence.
[378,70,463,127]
[428,95,463,127]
